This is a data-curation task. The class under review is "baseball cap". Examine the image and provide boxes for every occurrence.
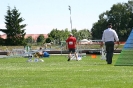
[69,33,73,36]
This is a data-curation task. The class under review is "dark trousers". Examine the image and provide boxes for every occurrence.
[105,41,114,64]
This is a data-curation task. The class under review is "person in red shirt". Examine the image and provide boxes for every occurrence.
[66,33,78,61]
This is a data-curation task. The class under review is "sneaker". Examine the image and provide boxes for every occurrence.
[107,63,112,64]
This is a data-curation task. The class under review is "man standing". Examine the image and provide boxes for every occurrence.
[101,23,120,64]
[66,33,78,61]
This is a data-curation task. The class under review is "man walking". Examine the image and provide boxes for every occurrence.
[66,33,78,61]
[101,23,120,64]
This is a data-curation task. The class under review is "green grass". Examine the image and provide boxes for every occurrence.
[0,54,132,88]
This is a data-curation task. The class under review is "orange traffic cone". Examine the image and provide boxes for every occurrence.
[91,54,97,59]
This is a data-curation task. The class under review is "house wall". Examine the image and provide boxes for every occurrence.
[0,34,48,41]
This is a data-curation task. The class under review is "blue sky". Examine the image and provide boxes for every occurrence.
[0,0,128,34]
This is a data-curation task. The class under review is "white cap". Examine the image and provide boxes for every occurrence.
[69,33,73,36]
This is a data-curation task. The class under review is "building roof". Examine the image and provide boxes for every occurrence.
[0,34,48,40]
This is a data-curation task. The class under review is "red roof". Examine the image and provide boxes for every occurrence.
[0,34,6,39]
[0,34,48,40]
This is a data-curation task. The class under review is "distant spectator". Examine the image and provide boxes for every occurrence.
[38,47,43,57]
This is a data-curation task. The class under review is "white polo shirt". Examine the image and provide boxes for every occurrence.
[102,28,119,42]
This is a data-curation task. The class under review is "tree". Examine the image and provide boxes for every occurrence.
[48,28,92,45]
[91,16,107,40]
[91,1,133,41]
[0,6,26,45]
[71,29,78,40]
[45,37,52,43]
[78,29,92,40]
[107,3,132,41]
[48,28,70,45]
[36,34,45,43]
[25,36,33,43]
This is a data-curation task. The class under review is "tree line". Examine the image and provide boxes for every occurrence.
[91,0,133,41]
[0,0,133,45]
[0,6,91,46]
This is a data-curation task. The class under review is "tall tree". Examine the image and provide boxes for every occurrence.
[107,3,132,40]
[48,28,70,44]
[91,1,133,41]
[78,29,92,40]
[0,6,26,45]
[91,13,108,40]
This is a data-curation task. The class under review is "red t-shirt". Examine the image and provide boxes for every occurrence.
[66,36,76,49]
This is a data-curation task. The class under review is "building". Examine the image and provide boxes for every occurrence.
[24,34,48,40]
[0,34,48,41]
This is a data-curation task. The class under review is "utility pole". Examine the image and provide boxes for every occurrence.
[68,6,72,31]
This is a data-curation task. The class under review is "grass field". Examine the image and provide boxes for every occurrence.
[0,54,132,88]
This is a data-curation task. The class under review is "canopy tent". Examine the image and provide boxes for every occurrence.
[79,39,92,44]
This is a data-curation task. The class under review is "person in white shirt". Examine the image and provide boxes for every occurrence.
[101,23,120,64]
